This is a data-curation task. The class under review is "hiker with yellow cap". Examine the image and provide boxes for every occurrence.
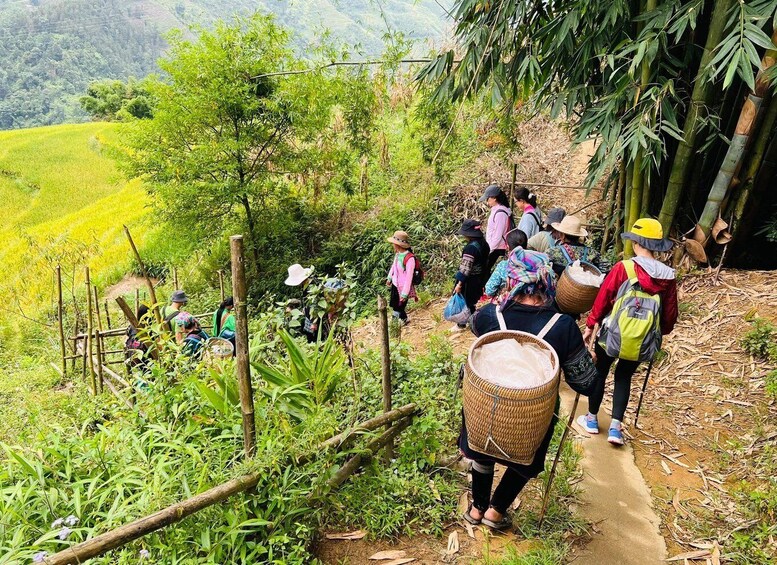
[579,218,678,446]
[546,215,610,277]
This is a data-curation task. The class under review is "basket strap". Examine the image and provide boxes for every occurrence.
[537,313,562,339]
[496,308,507,330]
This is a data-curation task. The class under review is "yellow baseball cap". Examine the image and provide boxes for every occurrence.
[622,218,673,252]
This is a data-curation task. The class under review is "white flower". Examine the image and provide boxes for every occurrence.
[139,549,150,559]
[32,551,48,563]
[51,517,64,529]
[57,526,72,540]
[64,515,79,527]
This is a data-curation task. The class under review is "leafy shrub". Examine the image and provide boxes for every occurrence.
[740,319,777,363]
[766,370,777,399]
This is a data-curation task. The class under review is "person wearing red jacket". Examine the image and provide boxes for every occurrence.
[579,218,678,446]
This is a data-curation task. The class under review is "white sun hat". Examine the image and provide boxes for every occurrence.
[284,264,314,286]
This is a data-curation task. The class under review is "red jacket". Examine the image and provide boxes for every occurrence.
[586,257,678,336]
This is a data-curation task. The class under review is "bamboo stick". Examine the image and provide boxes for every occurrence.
[124,225,161,324]
[173,267,179,290]
[85,267,96,395]
[231,235,256,458]
[218,270,225,302]
[377,295,393,461]
[509,162,517,204]
[56,265,67,377]
[134,288,140,319]
[93,287,105,394]
[104,301,112,329]
[70,328,128,340]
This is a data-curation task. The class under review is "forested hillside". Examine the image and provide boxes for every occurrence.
[0,0,450,129]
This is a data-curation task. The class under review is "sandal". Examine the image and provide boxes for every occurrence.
[462,504,482,525]
[481,515,512,531]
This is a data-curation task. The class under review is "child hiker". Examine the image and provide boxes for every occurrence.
[580,218,678,446]
[386,230,418,325]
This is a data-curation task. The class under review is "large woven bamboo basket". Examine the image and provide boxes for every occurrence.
[555,262,603,315]
[463,331,560,465]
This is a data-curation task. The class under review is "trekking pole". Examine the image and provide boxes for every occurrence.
[633,360,654,430]
[538,392,580,529]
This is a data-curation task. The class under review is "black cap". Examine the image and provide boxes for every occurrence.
[478,184,503,202]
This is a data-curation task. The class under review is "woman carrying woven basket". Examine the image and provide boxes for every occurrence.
[546,215,610,277]
[461,253,597,530]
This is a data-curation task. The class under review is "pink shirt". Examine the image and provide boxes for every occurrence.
[387,252,417,299]
[486,204,511,251]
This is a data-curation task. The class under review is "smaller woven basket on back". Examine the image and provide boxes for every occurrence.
[463,331,560,465]
[204,337,234,362]
[555,262,603,315]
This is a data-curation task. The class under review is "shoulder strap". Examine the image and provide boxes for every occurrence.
[496,308,507,331]
[556,243,573,264]
[402,252,415,269]
[622,259,639,284]
[537,313,562,339]
[528,210,540,228]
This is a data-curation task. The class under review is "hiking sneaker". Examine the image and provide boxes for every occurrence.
[608,424,625,446]
[576,413,599,434]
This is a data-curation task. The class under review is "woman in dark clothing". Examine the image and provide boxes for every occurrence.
[452,219,490,328]
[461,252,597,530]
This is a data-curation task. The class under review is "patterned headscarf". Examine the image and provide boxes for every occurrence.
[174,312,198,330]
[505,248,556,300]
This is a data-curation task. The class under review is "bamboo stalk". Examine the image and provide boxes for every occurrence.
[657,0,733,232]
[104,301,112,329]
[509,162,517,204]
[231,235,256,458]
[173,267,179,290]
[697,29,777,240]
[124,225,161,324]
[93,287,105,394]
[42,410,415,565]
[56,265,67,377]
[134,288,140,319]
[377,295,393,461]
[85,267,96,395]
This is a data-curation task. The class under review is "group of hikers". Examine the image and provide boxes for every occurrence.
[386,182,678,531]
[125,291,237,367]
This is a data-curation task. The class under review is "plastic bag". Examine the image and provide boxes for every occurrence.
[470,340,554,389]
[444,293,471,324]
[567,260,604,287]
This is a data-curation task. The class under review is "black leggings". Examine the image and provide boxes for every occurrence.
[587,342,640,422]
[389,285,408,321]
[471,461,530,515]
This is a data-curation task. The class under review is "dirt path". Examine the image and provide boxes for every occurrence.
[563,387,667,564]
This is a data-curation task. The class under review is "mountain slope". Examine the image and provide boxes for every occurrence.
[0,0,451,129]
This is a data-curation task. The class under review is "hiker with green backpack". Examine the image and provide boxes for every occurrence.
[579,218,678,446]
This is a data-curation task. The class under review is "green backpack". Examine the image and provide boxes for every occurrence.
[598,260,662,362]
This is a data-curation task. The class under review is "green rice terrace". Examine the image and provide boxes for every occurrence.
[1,3,777,565]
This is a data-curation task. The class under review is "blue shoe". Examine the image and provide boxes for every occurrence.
[576,413,599,434]
[608,424,624,446]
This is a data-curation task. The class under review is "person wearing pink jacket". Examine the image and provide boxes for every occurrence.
[386,230,418,325]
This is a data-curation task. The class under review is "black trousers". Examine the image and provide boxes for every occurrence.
[471,463,530,515]
[588,342,641,422]
[389,285,408,321]
[487,249,506,273]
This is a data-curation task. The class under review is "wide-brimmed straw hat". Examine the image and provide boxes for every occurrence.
[621,218,673,252]
[458,219,484,238]
[284,263,314,286]
[551,215,588,238]
[387,230,411,249]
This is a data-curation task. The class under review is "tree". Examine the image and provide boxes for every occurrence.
[80,78,155,121]
[122,14,335,270]
[420,0,777,262]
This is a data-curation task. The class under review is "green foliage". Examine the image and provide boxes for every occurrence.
[765,369,777,398]
[80,78,156,121]
[740,319,777,363]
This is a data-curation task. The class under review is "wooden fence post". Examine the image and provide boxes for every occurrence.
[377,295,393,461]
[134,288,140,318]
[218,269,225,302]
[510,162,517,204]
[85,267,96,395]
[104,300,112,329]
[230,235,256,458]
[124,225,161,324]
[56,265,67,377]
[93,287,105,394]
